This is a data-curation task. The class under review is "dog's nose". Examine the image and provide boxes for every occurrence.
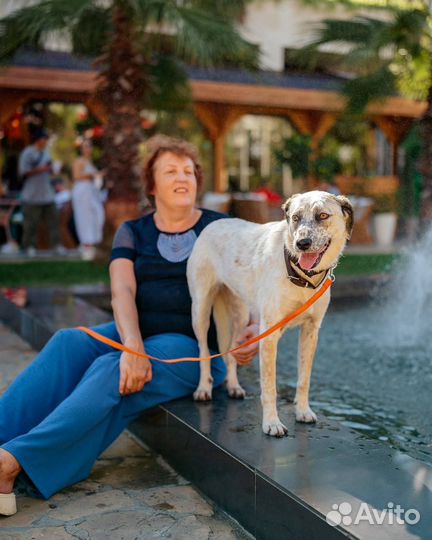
[296,238,312,251]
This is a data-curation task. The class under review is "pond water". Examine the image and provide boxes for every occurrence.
[269,296,432,465]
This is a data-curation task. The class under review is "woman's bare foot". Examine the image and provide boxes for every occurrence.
[0,449,21,494]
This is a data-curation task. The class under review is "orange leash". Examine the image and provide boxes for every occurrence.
[77,275,334,364]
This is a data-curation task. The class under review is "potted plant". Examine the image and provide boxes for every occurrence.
[372,193,398,246]
[312,153,342,192]
[274,133,312,193]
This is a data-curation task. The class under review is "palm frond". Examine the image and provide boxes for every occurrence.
[293,17,390,71]
[147,53,191,111]
[292,6,430,109]
[172,5,258,68]
[186,0,250,20]
[343,65,397,112]
[71,4,112,56]
[132,0,258,69]
[310,17,389,47]
[0,0,94,60]
[382,9,428,57]
[394,48,431,100]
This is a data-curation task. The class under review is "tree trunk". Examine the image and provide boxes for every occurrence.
[95,1,146,236]
[418,79,432,225]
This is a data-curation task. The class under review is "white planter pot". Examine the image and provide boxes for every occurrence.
[372,213,397,246]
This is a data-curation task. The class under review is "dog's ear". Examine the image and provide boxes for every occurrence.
[281,194,300,222]
[335,195,354,239]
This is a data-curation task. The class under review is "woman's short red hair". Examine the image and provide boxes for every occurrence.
[143,135,204,204]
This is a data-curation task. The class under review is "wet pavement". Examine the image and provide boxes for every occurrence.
[0,323,251,540]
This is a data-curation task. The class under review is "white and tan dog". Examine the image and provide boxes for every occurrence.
[187,191,353,437]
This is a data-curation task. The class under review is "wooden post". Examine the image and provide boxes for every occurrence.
[194,103,244,192]
[213,135,226,192]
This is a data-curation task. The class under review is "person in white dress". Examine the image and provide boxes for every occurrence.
[72,140,105,260]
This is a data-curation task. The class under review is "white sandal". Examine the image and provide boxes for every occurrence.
[0,492,17,516]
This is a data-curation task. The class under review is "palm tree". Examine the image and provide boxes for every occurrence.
[295,1,432,222]
[0,0,258,209]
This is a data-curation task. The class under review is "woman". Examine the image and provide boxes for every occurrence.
[72,139,105,260]
[0,136,258,515]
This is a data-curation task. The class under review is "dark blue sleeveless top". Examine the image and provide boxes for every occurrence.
[110,209,226,351]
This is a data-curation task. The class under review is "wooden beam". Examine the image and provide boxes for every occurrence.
[194,103,244,139]
[285,111,314,135]
[371,116,414,145]
[371,116,415,175]
[0,66,96,93]
[191,80,426,118]
[312,112,338,146]
[0,66,426,119]
[192,80,343,112]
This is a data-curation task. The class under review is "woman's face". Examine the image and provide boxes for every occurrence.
[152,151,198,210]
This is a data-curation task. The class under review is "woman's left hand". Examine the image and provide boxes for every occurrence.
[232,322,260,366]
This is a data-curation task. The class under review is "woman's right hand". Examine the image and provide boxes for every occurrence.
[119,348,152,396]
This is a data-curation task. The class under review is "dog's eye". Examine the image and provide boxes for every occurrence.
[291,215,300,222]
[317,212,330,221]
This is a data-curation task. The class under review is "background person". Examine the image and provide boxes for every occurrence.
[18,128,64,256]
[0,136,259,514]
[72,139,105,260]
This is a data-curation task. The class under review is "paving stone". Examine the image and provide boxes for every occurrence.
[66,510,173,540]
[56,479,103,496]
[46,489,135,521]
[137,485,214,516]
[90,456,178,489]
[1,527,75,540]
[0,497,50,528]
[0,323,35,392]
[197,514,252,540]
[163,514,211,539]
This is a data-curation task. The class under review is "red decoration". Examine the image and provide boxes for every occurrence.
[4,111,24,140]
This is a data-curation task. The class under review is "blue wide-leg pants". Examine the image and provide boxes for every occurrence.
[0,322,226,499]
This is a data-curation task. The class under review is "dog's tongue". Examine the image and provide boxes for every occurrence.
[298,252,320,270]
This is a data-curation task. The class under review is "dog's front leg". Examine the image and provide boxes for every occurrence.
[194,359,213,401]
[295,319,319,423]
[260,331,288,437]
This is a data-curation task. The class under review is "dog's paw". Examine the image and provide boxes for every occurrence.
[295,407,317,423]
[227,384,246,399]
[262,419,288,437]
[193,387,213,401]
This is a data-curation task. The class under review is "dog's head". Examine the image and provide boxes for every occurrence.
[282,191,354,272]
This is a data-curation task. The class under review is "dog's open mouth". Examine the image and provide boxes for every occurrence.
[298,241,331,271]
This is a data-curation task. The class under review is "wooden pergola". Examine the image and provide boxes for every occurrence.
[0,61,426,192]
